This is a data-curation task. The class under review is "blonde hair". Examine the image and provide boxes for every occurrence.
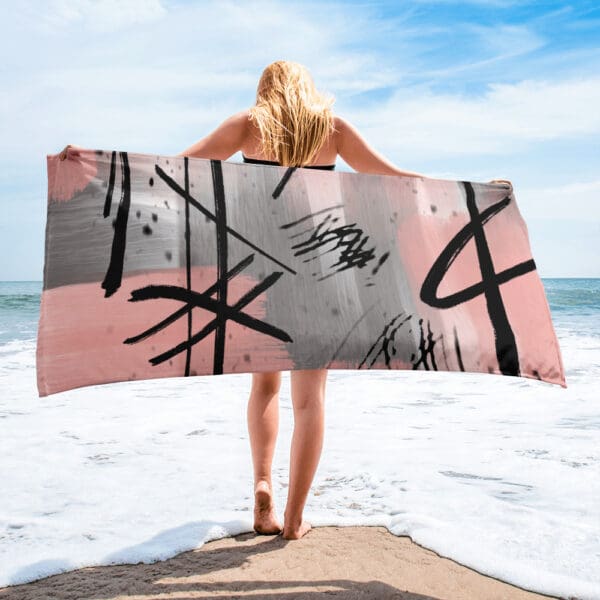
[248,61,336,167]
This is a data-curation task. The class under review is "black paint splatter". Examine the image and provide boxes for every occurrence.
[281,207,387,281]
[359,311,412,369]
[411,318,439,371]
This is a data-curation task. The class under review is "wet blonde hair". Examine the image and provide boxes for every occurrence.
[248,61,336,167]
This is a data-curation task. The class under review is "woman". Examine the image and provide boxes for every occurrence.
[177,60,431,542]
[59,60,511,541]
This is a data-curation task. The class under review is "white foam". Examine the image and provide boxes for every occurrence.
[0,329,598,599]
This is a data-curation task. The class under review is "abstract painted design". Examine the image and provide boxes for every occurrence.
[36,148,567,396]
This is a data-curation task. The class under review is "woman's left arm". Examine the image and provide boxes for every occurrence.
[176,110,249,159]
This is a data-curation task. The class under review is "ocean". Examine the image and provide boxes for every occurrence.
[1,278,599,599]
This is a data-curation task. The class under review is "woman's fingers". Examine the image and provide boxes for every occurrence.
[59,145,71,161]
[59,144,80,161]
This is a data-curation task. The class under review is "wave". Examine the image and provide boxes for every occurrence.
[0,294,41,310]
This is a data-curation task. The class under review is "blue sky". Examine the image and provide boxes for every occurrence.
[1,0,599,279]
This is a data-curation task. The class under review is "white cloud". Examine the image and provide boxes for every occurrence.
[466,22,546,58]
[16,0,167,33]
[0,1,407,160]
[411,0,525,5]
[2,2,599,205]
[343,76,600,159]
[517,179,600,221]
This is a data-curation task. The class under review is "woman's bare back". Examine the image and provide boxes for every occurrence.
[241,111,338,167]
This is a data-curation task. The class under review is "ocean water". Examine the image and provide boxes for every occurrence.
[0,278,599,599]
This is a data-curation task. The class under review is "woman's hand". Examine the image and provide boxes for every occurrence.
[58,144,82,161]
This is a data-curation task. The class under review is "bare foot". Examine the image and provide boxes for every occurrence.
[253,481,282,535]
[282,519,312,540]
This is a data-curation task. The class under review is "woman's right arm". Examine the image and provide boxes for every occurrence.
[335,115,427,178]
[335,116,513,188]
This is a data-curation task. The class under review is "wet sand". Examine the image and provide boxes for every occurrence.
[0,525,562,599]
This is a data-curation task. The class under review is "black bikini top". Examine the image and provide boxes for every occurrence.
[242,153,335,170]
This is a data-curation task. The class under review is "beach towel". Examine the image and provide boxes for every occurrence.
[36,148,566,396]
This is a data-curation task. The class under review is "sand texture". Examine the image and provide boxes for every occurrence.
[0,525,562,599]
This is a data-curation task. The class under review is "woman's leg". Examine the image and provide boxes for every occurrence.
[283,368,327,540]
[247,371,282,534]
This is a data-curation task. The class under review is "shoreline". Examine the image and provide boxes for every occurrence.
[0,525,562,599]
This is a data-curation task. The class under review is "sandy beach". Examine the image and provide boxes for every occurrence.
[0,525,561,599]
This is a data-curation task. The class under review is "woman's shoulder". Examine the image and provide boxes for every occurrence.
[216,110,254,143]
[332,114,355,135]
[215,109,252,130]
[228,108,252,125]
[331,114,359,150]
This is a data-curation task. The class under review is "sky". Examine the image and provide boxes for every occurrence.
[1,0,599,279]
